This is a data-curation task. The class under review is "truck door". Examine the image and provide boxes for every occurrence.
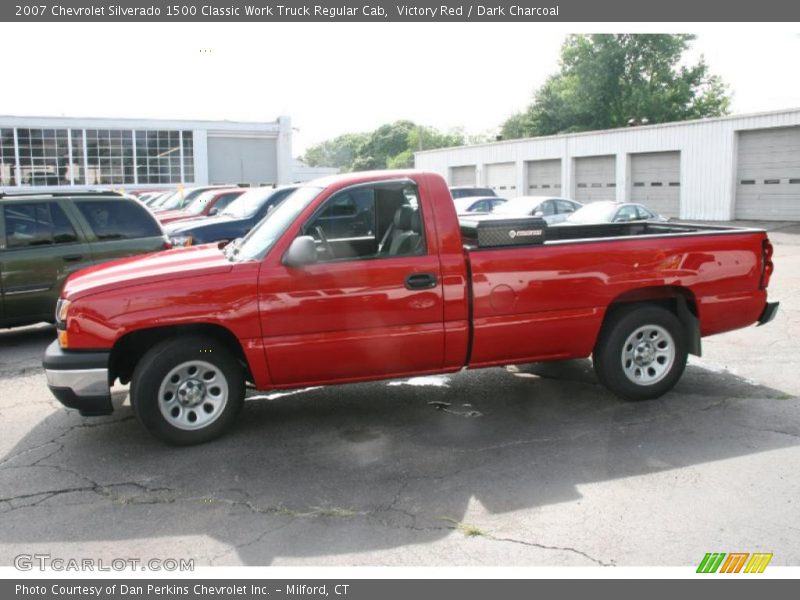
[258,180,445,386]
[0,201,92,324]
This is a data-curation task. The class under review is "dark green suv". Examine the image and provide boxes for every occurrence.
[0,192,169,328]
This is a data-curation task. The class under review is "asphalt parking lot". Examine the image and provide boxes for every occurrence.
[1,221,799,568]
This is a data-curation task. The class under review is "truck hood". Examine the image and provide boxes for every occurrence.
[63,244,233,301]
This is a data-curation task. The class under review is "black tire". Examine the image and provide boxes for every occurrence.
[593,304,687,401]
[130,335,245,445]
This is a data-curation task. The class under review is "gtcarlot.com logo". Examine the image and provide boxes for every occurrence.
[14,553,194,572]
[696,552,773,573]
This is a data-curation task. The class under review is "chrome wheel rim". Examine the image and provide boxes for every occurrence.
[158,360,228,430]
[621,324,675,386]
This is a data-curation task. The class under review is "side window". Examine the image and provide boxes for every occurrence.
[539,201,556,216]
[304,183,425,262]
[50,203,79,244]
[472,200,488,212]
[636,206,654,220]
[557,200,578,214]
[75,200,160,240]
[4,203,54,248]
[615,205,639,221]
[213,192,241,212]
[312,188,376,240]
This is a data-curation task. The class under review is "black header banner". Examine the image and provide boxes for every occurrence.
[4,0,800,21]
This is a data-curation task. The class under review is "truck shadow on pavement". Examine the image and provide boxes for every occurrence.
[1,357,798,566]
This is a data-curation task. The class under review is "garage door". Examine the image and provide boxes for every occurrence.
[574,155,615,202]
[207,135,277,186]
[630,151,681,217]
[450,165,476,186]
[486,162,517,194]
[526,159,561,193]
[736,127,800,220]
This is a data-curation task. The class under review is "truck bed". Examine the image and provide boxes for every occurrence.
[459,216,764,250]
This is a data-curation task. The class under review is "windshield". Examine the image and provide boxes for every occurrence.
[231,186,323,261]
[220,188,278,218]
[566,202,618,224]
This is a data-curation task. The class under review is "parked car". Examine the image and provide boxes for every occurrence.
[492,196,582,225]
[0,192,169,329]
[156,188,245,225]
[143,191,173,207]
[152,185,233,212]
[559,201,669,225]
[44,171,778,445]
[450,186,497,199]
[165,185,300,247]
[453,196,507,215]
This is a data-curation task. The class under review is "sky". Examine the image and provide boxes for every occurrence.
[1,23,799,156]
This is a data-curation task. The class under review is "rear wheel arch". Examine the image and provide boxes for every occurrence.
[109,323,252,386]
[603,286,701,356]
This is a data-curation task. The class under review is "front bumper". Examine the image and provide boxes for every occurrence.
[43,341,113,416]
[757,301,780,326]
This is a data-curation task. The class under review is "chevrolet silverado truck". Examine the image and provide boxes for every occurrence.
[43,171,779,445]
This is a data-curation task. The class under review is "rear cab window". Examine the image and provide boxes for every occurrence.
[74,199,161,240]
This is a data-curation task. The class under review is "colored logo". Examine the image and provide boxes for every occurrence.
[696,552,773,573]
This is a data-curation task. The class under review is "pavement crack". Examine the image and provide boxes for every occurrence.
[487,535,613,566]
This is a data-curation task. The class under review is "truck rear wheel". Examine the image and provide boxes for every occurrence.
[593,305,687,401]
[130,336,245,445]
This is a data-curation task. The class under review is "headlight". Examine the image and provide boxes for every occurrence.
[170,235,193,247]
[56,299,71,323]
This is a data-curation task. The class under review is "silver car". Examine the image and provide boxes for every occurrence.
[492,196,583,225]
[561,201,668,225]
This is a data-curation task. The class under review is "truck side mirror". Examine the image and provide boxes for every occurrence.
[283,236,318,268]
[209,207,219,216]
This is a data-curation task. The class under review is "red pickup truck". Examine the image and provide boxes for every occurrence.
[43,171,778,445]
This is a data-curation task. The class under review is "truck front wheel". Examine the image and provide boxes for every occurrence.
[593,305,688,401]
[130,336,245,445]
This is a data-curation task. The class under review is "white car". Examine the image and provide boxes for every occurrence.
[492,196,583,225]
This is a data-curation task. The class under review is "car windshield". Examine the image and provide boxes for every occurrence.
[220,188,279,218]
[566,202,618,224]
[230,187,323,261]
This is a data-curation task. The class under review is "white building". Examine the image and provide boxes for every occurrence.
[291,159,339,183]
[415,108,800,221]
[0,115,294,193]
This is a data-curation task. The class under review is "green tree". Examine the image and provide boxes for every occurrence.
[303,121,465,171]
[501,34,731,139]
[302,132,369,170]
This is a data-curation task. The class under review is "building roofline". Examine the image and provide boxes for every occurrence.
[0,113,287,130]
[415,106,800,155]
